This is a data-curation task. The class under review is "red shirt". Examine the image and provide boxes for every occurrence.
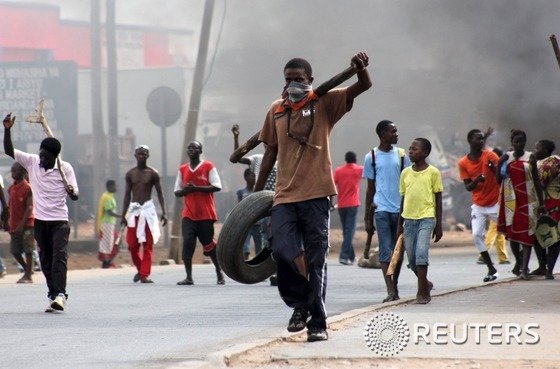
[8,179,34,232]
[334,163,363,208]
[177,161,219,221]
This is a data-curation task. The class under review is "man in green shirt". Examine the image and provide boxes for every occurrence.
[97,180,121,268]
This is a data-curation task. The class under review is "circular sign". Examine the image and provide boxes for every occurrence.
[146,86,182,128]
[364,312,410,356]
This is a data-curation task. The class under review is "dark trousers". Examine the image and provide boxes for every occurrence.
[271,198,330,330]
[181,218,221,277]
[34,220,70,299]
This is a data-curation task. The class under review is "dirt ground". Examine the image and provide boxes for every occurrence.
[0,221,472,274]
[231,354,552,369]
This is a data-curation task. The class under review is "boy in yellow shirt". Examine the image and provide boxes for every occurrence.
[398,138,443,304]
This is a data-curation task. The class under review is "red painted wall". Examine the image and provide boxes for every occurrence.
[0,3,191,68]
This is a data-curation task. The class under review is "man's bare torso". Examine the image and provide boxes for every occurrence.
[127,166,158,204]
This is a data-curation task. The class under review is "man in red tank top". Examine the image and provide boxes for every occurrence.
[174,141,224,285]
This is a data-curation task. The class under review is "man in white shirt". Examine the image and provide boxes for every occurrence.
[3,113,79,312]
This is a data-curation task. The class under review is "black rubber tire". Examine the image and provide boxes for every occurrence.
[217,190,277,284]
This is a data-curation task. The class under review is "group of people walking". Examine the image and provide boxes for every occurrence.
[335,119,441,305]
[458,128,559,282]
[334,122,560,309]
[1,50,558,347]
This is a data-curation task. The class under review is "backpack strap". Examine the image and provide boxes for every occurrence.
[372,147,406,181]
[370,148,376,181]
[398,147,405,172]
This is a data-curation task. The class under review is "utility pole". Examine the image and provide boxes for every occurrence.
[106,0,119,181]
[91,0,106,228]
[169,0,215,262]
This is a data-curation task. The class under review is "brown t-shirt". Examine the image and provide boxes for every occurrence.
[259,88,349,205]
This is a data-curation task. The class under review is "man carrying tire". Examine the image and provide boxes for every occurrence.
[254,53,371,342]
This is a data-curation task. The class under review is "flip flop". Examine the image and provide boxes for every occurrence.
[177,278,194,285]
[483,272,499,282]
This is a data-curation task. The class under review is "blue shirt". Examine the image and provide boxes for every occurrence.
[236,187,252,202]
[363,147,410,213]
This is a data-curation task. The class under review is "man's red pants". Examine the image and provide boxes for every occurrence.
[126,220,154,279]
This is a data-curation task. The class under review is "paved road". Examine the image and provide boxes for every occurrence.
[0,246,535,369]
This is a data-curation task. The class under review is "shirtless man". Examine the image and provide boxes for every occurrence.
[121,145,167,283]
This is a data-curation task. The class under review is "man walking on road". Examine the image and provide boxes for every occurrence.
[174,140,224,285]
[121,145,167,284]
[3,113,79,312]
[457,129,500,282]
[255,52,371,342]
[363,120,409,303]
[334,151,363,265]
[8,163,35,283]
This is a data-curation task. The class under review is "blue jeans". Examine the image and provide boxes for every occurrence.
[338,206,358,261]
[243,223,263,255]
[260,217,272,249]
[375,211,399,262]
[0,257,5,273]
[403,218,435,273]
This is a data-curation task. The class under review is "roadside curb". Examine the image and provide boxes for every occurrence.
[204,275,522,367]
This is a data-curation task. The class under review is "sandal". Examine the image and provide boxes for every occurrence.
[177,277,194,285]
[483,272,499,282]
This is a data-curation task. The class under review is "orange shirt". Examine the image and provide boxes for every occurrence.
[457,150,500,207]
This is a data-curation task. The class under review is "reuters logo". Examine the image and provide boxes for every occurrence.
[363,312,410,356]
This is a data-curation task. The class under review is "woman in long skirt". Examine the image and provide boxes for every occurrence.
[497,129,544,279]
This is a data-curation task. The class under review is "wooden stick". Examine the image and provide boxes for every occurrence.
[314,66,356,96]
[550,34,560,70]
[25,99,69,187]
[363,232,373,259]
[229,66,358,160]
[386,234,404,276]
[229,131,261,163]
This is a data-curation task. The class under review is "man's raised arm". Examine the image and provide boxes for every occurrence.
[346,52,372,103]
[230,124,253,165]
[3,114,16,158]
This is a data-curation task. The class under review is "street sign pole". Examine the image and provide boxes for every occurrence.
[146,86,183,253]
[161,124,169,249]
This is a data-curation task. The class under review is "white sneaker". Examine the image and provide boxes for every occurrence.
[50,294,66,311]
[45,298,55,313]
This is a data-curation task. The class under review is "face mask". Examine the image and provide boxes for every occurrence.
[285,81,312,103]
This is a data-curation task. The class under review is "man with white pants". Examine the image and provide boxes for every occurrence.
[458,129,500,282]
